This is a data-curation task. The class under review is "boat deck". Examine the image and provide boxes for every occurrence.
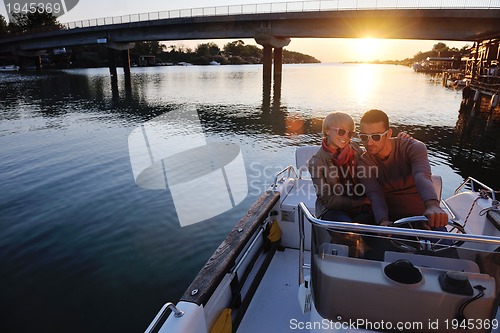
[236,246,500,333]
[237,247,310,333]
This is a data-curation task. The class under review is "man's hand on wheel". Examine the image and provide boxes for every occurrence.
[424,200,448,228]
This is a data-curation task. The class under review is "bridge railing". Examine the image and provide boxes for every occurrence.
[63,0,500,29]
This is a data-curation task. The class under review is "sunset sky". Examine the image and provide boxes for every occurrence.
[1,0,471,62]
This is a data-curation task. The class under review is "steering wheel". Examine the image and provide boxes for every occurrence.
[389,216,466,253]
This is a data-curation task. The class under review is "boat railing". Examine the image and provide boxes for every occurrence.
[271,165,298,189]
[440,198,457,220]
[145,302,184,333]
[455,176,497,201]
[297,201,500,285]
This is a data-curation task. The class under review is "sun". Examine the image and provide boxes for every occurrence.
[354,38,383,61]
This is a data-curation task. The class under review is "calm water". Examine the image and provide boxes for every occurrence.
[0,63,498,333]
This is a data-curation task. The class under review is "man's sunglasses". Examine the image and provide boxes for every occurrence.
[359,129,390,142]
[331,127,356,139]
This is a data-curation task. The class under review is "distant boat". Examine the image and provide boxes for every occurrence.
[442,69,467,89]
[209,61,220,66]
[413,57,460,74]
[0,65,19,72]
[177,62,193,66]
[453,78,468,87]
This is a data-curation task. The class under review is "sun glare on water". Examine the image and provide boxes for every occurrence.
[350,64,380,105]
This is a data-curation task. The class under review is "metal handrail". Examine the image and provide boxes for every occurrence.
[62,0,500,29]
[144,302,184,333]
[272,165,298,188]
[455,176,497,201]
[297,201,500,285]
[300,202,500,243]
[298,200,306,285]
[440,199,457,221]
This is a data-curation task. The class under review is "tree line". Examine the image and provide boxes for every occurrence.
[131,40,320,66]
[411,42,470,63]
[0,12,62,34]
[365,42,471,66]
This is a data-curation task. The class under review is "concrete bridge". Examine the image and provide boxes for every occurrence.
[1,0,500,84]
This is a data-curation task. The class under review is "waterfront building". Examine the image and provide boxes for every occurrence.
[465,38,500,96]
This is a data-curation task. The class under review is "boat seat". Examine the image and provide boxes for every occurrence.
[295,145,320,177]
[431,175,442,202]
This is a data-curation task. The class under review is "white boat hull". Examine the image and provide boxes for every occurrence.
[0,65,19,72]
[148,147,500,333]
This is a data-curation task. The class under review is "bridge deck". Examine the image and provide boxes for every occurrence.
[1,6,499,53]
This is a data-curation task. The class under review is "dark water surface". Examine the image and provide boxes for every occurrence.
[0,64,498,332]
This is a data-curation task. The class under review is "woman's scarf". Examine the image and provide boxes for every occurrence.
[322,137,357,184]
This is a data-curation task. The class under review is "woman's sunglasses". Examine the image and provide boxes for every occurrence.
[359,129,390,142]
[330,127,356,139]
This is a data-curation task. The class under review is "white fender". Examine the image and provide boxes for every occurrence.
[473,89,481,102]
[490,93,499,109]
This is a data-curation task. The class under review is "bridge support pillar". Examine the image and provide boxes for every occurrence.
[34,56,42,71]
[12,50,45,71]
[262,45,272,86]
[255,35,290,84]
[122,49,131,88]
[106,41,135,91]
[273,47,283,83]
[256,35,289,112]
[108,48,118,89]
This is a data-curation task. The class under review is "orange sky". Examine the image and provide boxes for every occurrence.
[170,38,470,63]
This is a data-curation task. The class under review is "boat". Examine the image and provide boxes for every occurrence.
[413,57,461,74]
[146,145,500,333]
[442,69,467,89]
[0,65,19,72]
[210,61,221,65]
[453,78,468,88]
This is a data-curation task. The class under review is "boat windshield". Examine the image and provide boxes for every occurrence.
[307,216,500,332]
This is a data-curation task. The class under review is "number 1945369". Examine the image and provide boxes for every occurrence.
[6,2,63,15]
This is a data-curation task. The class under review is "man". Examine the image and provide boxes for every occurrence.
[357,109,448,228]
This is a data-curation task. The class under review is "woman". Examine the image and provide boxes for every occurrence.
[307,111,371,222]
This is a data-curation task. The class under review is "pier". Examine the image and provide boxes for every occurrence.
[460,39,500,113]
[466,39,500,95]
[452,38,500,177]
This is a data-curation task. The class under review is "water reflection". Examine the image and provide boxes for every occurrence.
[350,64,380,106]
[453,98,500,189]
[2,69,499,189]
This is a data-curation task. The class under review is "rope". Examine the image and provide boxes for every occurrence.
[462,189,490,227]
[456,285,486,324]
[463,197,481,227]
